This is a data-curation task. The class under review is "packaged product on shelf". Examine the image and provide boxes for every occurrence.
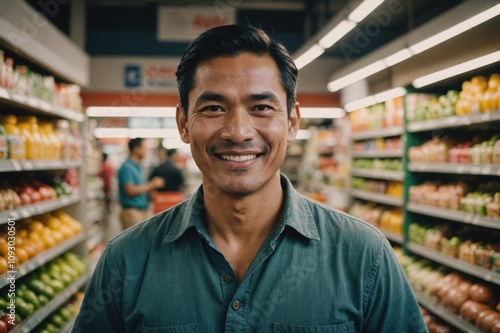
[2,115,26,159]
[0,123,8,160]
[12,65,29,96]
[0,58,14,90]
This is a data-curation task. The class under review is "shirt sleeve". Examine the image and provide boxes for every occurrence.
[118,163,136,187]
[362,237,429,333]
[72,245,126,333]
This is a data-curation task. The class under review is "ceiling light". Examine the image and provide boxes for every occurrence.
[86,107,177,117]
[295,44,325,70]
[344,87,406,112]
[300,107,346,118]
[348,0,385,23]
[327,60,387,92]
[94,127,180,139]
[412,50,500,88]
[318,20,357,49]
[344,96,376,112]
[295,130,311,140]
[384,48,413,67]
[409,3,500,55]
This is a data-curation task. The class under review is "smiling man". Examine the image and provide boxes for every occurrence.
[73,25,427,333]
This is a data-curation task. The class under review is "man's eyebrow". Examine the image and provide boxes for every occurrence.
[194,92,226,106]
[245,92,281,103]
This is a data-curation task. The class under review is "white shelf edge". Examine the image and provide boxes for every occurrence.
[351,168,404,181]
[350,189,403,206]
[407,110,500,133]
[352,150,404,158]
[0,159,82,172]
[408,162,500,176]
[407,242,500,285]
[407,202,500,230]
[351,126,404,140]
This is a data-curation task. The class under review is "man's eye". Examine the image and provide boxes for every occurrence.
[203,105,222,112]
[253,105,270,111]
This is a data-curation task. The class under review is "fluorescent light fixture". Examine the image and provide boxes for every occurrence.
[295,130,311,140]
[384,48,413,67]
[413,50,500,88]
[86,107,176,117]
[318,20,357,49]
[300,107,346,118]
[295,44,325,70]
[409,3,500,55]
[348,0,385,23]
[327,60,387,92]
[94,127,180,139]
[162,138,188,149]
[344,87,406,112]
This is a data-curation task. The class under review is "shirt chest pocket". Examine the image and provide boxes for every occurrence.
[136,324,199,333]
[272,321,355,333]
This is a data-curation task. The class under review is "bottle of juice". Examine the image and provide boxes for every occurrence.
[2,115,26,159]
[26,116,45,159]
[0,122,8,160]
[18,120,36,160]
[43,122,62,160]
[38,121,52,159]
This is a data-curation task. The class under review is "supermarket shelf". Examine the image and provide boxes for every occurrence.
[0,87,84,122]
[414,291,482,333]
[407,242,500,285]
[0,192,80,223]
[407,110,500,133]
[59,314,77,333]
[351,126,404,141]
[0,232,86,289]
[407,202,500,230]
[10,270,90,333]
[352,150,404,158]
[408,162,500,176]
[381,230,404,244]
[351,168,404,181]
[87,226,105,250]
[86,209,104,225]
[86,166,102,176]
[350,189,403,206]
[0,159,82,172]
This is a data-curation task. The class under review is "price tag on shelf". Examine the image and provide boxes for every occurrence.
[11,93,27,104]
[22,161,34,170]
[39,100,52,111]
[27,97,39,108]
[481,166,491,175]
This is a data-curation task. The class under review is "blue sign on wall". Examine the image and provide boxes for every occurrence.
[124,65,141,87]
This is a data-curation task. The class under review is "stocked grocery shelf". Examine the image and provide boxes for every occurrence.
[414,291,482,333]
[381,230,404,244]
[87,225,105,250]
[407,242,500,285]
[0,87,84,122]
[351,168,404,181]
[352,150,404,158]
[0,232,86,289]
[0,192,80,223]
[0,159,82,173]
[351,126,404,141]
[408,162,500,176]
[407,110,500,133]
[59,314,77,333]
[10,270,90,333]
[350,189,403,206]
[86,209,104,225]
[407,202,500,230]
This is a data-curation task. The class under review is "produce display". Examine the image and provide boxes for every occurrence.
[350,97,404,132]
[408,135,500,164]
[0,211,83,274]
[406,90,459,122]
[32,291,84,333]
[409,222,500,272]
[352,177,403,198]
[420,306,459,333]
[352,137,402,153]
[353,158,402,171]
[0,49,82,113]
[396,251,500,333]
[409,180,500,218]
[0,252,87,331]
[349,201,402,234]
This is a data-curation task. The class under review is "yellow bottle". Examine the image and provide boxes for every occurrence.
[18,121,36,160]
[38,121,53,159]
[26,116,45,159]
[2,115,26,159]
[44,122,62,160]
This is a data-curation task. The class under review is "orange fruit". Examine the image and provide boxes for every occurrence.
[16,247,29,263]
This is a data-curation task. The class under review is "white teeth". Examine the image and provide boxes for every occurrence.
[221,154,257,162]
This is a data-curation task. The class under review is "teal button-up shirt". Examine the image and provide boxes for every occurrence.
[73,175,427,333]
[117,158,149,209]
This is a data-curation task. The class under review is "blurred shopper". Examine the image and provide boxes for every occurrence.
[74,25,426,332]
[116,138,164,230]
[149,148,185,213]
[100,152,114,209]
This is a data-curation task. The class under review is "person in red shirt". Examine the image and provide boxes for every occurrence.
[100,152,114,209]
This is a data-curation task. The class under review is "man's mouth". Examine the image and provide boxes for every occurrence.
[220,154,258,162]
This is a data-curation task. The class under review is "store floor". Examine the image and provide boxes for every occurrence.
[103,200,123,244]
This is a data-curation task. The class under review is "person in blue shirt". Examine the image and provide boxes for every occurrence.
[117,138,164,230]
[73,25,427,332]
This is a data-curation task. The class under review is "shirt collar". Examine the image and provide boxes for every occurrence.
[163,174,320,243]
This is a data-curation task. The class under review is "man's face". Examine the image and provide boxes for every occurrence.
[134,141,146,160]
[176,53,299,196]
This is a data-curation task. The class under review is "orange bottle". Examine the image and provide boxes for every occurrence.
[2,115,26,159]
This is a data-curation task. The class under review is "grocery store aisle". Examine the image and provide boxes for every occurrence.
[103,201,124,244]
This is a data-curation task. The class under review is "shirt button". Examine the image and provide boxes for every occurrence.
[224,275,233,283]
[232,301,241,310]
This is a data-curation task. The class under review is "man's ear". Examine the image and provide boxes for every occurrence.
[287,102,300,143]
[176,104,190,144]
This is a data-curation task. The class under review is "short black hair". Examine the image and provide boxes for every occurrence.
[128,138,143,152]
[166,149,177,158]
[102,152,108,162]
[176,24,298,117]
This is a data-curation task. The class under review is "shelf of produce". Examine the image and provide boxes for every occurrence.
[408,162,500,176]
[0,232,86,289]
[407,202,500,230]
[413,291,482,333]
[350,189,403,206]
[352,150,404,158]
[59,314,77,333]
[0,192,80,223]
[0,159,82,172]
[407,110,500,133]
[10,270,90,333]
[381,230,404,244]
[351,126,404,141]
[407,242,500,285]
[351,169,404,181]
[0,87,84,122]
